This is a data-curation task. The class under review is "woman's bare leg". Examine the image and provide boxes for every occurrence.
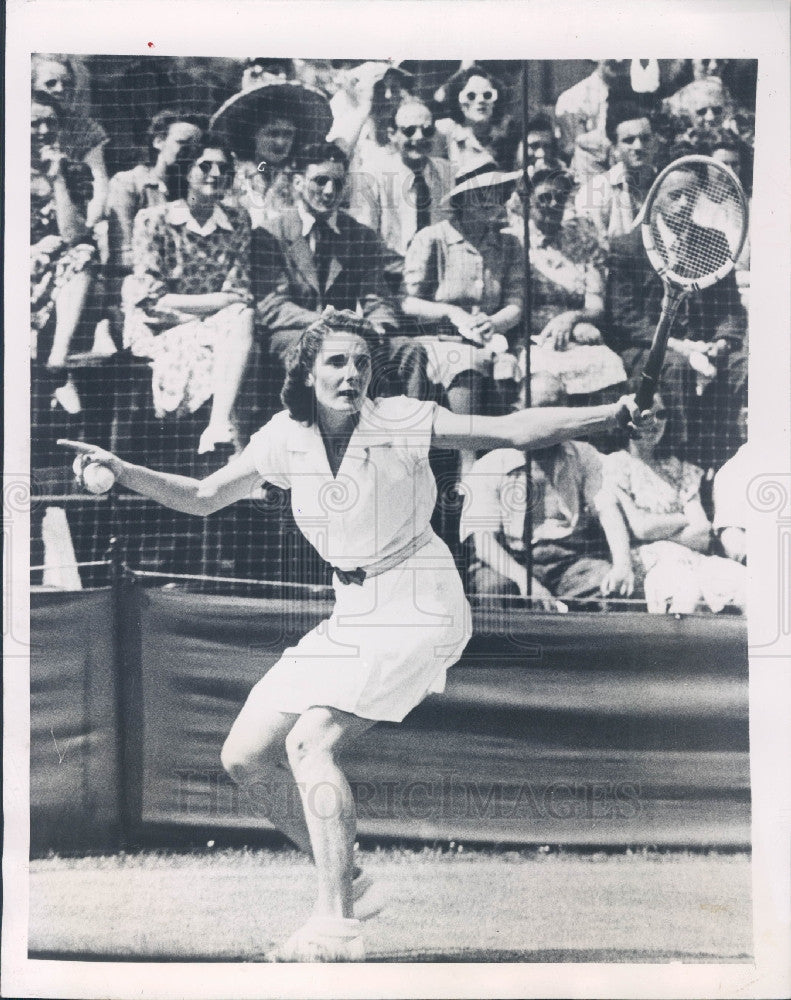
[285,706,376,919]
[200,303,254,452]
[47,270,92,369]
[221,697,312,855]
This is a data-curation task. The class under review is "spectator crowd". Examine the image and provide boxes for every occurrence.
[30,56,754,612]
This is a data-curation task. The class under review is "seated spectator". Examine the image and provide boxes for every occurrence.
[399,154,523,443]
[522,112,564,174]
[605,159,747,466]
[122,138,254,455]
[327,61,415,170]
[106,109,207,277]
[708,128,752,307]
[556,60,655,183]
[260,141,398,365]
[665,77,732,139]
[348,99,453,290]
[603,395,746,612]
[32,54,109,228]
[712,406,749,565]
[574,100,659,248]
[432,64,520,171]
[30,94,98,413]
[517,165,626,399]
[211,80,333,229]
[461,373,634,603]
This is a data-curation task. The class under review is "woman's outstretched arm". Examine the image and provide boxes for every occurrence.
[57,440,261,516]
[432,396,641,452]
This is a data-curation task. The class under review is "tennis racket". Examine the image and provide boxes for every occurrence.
[635,154,749,412]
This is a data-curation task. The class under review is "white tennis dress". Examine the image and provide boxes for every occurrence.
[243,395,473,722]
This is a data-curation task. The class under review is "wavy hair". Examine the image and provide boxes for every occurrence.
[443,64,508,126]
[280,308,386,425]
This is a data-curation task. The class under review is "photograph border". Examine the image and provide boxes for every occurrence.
[4,1,791,997]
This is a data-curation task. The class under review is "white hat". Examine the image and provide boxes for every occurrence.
[441,153,521,204]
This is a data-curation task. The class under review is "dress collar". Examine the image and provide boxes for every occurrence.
[165,199,234,235]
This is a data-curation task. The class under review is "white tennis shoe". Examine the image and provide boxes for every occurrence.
[269,916,365,963]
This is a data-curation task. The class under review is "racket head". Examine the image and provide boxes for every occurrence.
[640,154,749,291]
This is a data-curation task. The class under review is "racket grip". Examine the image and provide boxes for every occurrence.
[636,373,658,413]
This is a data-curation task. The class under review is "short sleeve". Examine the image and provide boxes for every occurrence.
[363,396,438,463]
[242,411,293,489]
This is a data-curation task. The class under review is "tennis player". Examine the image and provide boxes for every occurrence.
[60,306,643,962]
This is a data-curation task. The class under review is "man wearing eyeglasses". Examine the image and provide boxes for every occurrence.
[348,100,453,290]
[259,141,398,365]
[573,100,658,248]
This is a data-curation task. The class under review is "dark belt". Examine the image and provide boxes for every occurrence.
[331,527,435,587]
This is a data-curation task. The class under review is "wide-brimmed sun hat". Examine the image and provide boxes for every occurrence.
[210,81,333,159]
[441,153,522,204]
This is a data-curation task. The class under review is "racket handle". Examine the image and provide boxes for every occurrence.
[637,285,687,412]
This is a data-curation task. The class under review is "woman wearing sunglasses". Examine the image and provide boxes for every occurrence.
[121,138,255,456]
[434,63,520,172]
[602,395,745,613]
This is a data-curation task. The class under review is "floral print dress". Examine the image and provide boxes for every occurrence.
[123,199,252,417]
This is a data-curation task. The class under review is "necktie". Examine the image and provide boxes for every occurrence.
[412,172,431,233]
[313,220,333,294]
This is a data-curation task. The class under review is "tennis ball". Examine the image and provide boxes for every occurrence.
[82,461,115,495]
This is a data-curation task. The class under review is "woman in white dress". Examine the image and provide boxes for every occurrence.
[60,307,642,962]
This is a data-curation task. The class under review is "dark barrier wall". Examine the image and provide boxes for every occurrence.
[133,591,750,847]
[30,590,122,853]
[30,587,749,851]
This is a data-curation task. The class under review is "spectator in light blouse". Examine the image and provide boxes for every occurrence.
[603,395,746,613]
[30,94,98,412]
[399,155,523,436]
[519,165,627,399]
[123,138,254,455]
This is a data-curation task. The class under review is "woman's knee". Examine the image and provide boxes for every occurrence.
[220,726,287,784]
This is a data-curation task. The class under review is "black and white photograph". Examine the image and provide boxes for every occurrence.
[3,1,791,997]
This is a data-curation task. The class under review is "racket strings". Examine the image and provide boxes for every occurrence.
[648,164,746,282]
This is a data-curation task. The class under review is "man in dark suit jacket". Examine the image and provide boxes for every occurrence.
[605,210,747,465]
[254,141,398,364]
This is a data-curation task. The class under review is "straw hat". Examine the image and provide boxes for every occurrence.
[441,153,522,204]
[210,80,333,159]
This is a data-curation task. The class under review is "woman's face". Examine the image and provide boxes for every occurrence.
[186,148,232,203]
[254,118,298,166]
[530,179,570,230]
[33,60,74,108]
[31,101,58,160]
[458,74,497,127]
[692,59,727,80]
[308,333,372,415]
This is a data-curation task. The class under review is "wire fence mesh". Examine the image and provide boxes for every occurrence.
[30,56,755,609]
